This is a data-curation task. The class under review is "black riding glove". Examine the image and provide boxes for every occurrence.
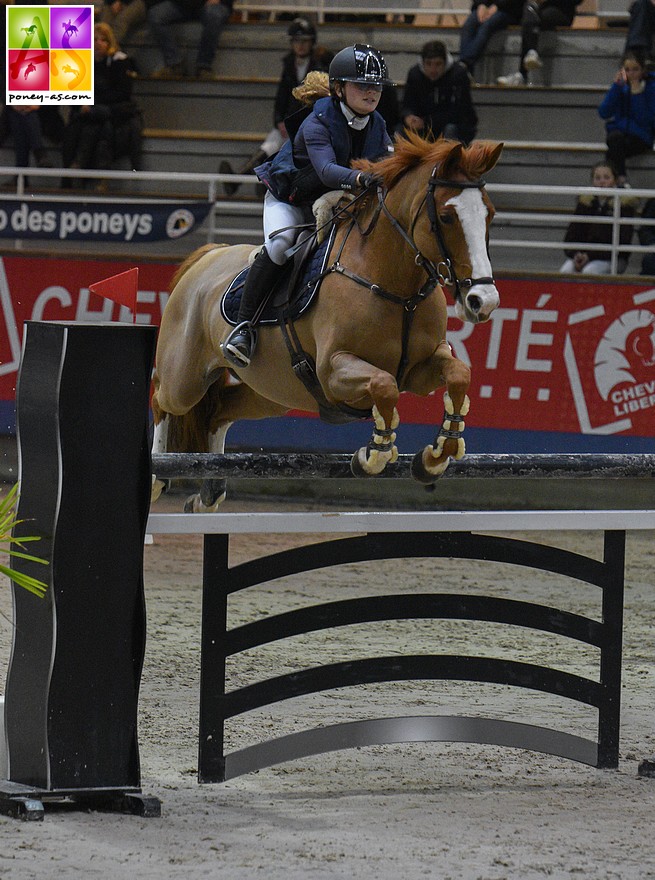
[357,171,382,189]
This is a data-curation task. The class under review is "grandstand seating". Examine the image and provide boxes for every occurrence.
[1,16,650,272]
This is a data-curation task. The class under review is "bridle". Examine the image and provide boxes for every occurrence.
[277,165,496,397]
[378,166,495,313]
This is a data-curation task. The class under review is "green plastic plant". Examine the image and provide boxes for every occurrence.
[0,484,48,599]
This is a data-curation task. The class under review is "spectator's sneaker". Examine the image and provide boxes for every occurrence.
[195,67,219,81]
[152,62,185,79]
[496,71,526,87]
[523,49,542,71]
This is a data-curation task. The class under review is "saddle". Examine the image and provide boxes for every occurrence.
[220,226,336,327]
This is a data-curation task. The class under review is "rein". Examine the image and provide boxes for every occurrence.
[277,169,494,412]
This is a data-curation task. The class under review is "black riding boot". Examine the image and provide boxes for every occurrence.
[219,149,268,196]
[222,249,284,367]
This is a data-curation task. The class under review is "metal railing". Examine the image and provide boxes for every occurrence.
[1,166,653,275]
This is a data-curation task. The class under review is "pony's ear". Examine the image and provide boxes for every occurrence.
[480,142,504,174]
[439,141,464,178]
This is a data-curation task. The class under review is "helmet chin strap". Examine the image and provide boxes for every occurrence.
[339,98,372,130]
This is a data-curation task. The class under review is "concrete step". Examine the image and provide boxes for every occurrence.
[130,77,611,144]
[123,20,626,87]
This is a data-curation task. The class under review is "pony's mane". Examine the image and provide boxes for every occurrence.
[354,130,500,188]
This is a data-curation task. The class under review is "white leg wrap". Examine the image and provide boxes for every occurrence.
[420,393,470,476]
[356,405,400,475]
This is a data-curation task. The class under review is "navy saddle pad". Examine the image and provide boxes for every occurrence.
[220,228,335,326]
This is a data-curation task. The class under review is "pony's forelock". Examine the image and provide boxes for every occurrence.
[353,131,501,187]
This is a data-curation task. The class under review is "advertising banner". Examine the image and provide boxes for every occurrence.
[0,255,654,451]
[0,200,213,242]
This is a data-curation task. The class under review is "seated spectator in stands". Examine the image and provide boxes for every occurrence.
[496,0,582,86]
[62,23,142,190]
[459,0,523,82]
[624,0,655,65]
[6,107,54,182]
[559,161,636,275]
[400,40,477,143]
[98,0,146,46]
[638,197,655,274]
[598,50,655,185]
[219,18,332,195]
[148,0,233,79]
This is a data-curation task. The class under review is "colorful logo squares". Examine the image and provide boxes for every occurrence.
[6,6,93,103]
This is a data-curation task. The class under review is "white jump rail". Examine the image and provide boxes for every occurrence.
[146,509,655,534]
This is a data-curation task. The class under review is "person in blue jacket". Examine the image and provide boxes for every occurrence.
[598,49,655,185]
[222,44,394,368]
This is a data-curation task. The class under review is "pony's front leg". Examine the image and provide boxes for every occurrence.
[405,342,471,484]
[327,352,400,477]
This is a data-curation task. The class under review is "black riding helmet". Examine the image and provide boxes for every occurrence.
[288,18,316,41]
[328,44,393,86]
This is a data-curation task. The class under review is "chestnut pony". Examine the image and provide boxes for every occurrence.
[152,134,503,510]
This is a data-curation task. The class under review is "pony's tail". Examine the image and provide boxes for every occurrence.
[153,372,229,453]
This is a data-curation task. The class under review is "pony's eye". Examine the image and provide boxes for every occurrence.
[439,213,454,225]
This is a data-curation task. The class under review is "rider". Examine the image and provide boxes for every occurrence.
[221,43,395,368]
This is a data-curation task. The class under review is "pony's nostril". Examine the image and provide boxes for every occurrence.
[467,294,482,314]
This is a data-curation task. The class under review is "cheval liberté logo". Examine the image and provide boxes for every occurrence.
[6,6,93,106]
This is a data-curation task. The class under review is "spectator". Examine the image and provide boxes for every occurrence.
[459,0,523,82]
[624,0,655,64]
[6,107,53,183]
[98,0,146,46]
[62,23,142,190]
[598,49,655,185]
[496,0,582,87]
[638,197,655,274]
[219,18,332,195]
[559,161,636,275]
[400,40,477,143]
[148,0,233,80]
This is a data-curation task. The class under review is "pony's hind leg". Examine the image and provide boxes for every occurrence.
[151,407,170,503]
[183,421,233,513]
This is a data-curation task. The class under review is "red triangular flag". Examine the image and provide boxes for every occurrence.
[89,268,139,322]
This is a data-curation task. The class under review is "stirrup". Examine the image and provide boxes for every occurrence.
[221,321,257,368]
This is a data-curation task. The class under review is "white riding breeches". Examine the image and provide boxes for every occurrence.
[263,190,311,265]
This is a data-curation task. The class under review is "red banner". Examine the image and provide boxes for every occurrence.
[1,256,654,441]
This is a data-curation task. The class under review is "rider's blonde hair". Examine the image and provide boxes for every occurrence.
[292,71,330,106]
[94,22,119,55]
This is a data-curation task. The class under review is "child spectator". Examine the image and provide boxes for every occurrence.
[559,161,636,275]
[148,0,233,79]
[62,23,142,190]
[219,18,332,195]
[496,0,582,86]
[598,49,655,185]
[459,0,523,82]
[400,40,477,143]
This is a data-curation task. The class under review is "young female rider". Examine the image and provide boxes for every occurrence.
[222,44,395,368]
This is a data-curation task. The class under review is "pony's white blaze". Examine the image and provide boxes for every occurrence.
[446,188,499,323]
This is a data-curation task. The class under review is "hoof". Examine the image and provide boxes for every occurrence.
[411,449,449,484]
[200,478,227,508]
[183,493,201,513]
[350,449,375,477]
[183,490,226,513]
[151,477,169,503]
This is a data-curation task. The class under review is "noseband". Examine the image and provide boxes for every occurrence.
[379,167,495,310]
